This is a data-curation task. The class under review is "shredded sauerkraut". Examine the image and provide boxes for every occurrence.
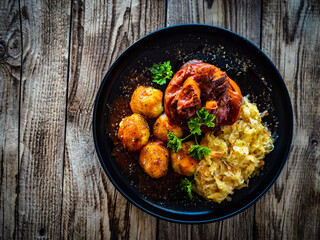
[194,97,274,203]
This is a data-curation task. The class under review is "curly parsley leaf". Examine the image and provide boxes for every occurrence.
[189,145,211,161]
[196,107,216,128]
[187,117,202,135]
[180,178,193,199]
[167,131,182,153]
[187,108,216,135]
[150,61,173,85]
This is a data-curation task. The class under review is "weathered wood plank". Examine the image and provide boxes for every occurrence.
[0,1,21,239]
[18,0,70,238]
[166,0,204,25]
[61,0,165,239]
[167,0,261,46]
[160,1,262,239]
[255,0,320,239]
[203,0,261,46]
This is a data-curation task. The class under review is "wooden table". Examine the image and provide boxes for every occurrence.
[1,0,319,239]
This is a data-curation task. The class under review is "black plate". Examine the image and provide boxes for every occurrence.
[93,24,293,223]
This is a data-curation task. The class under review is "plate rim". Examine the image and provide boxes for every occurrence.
[92,23,294,223]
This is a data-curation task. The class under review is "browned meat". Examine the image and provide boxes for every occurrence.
[176,77,202,119]
[164,60,242,128]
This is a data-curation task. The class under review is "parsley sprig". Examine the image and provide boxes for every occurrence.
[167,131,183,153]
[180,178,193,199]
[189,144,211,161]
[167,130,193,153]
[167,107,216,161]
[150,61,173,85]
[188,107,216,135]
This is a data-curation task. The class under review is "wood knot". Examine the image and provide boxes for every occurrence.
[310,132,319,147]
[205,0,214,8]
[0,43,7,59]
[7,30,22,59]
[311,139,318,146]
[39,227,46,236]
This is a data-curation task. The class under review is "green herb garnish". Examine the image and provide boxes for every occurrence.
[150,61,173,85]
[180,178,193,199]
[196,107,216,127]
[167,130,183,153]
[188,107,216,135]
[187,117,202,135]
[188,145,211,161]
[167,108,215,161]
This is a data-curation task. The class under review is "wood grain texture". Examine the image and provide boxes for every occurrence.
[0,1,21,239]
[18,0,70,238]
[166,0,204,25]
[203,0,262,46]
[0,0,319,239]
[255,0,320,239]
[160,1,262,239]
[61,0,165,239]
[167,0,261,46]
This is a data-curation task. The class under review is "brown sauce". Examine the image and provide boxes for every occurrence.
[106,72,182,200]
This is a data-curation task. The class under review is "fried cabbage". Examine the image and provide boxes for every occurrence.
[194,97,274,203]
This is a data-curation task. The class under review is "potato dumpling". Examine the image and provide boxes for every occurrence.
[171,141,199,176]
[130,86,164,118]
[153,114,184,142]
[139,142,169,179]
[118,113,150,152]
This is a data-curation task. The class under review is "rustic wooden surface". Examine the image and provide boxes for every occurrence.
[0,0,319,239]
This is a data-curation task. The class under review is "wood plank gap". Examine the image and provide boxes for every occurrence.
[219,220,223,240]
[164,0,168,27]
[1,151,3,240]
[252,205,257,239]
[109,188,118,236]
[155,217,159,240]
[259,0,263,48]
[126,0,133,38]
[16,1,23,239]
[59,0,74,238]
[202,0,205,25]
